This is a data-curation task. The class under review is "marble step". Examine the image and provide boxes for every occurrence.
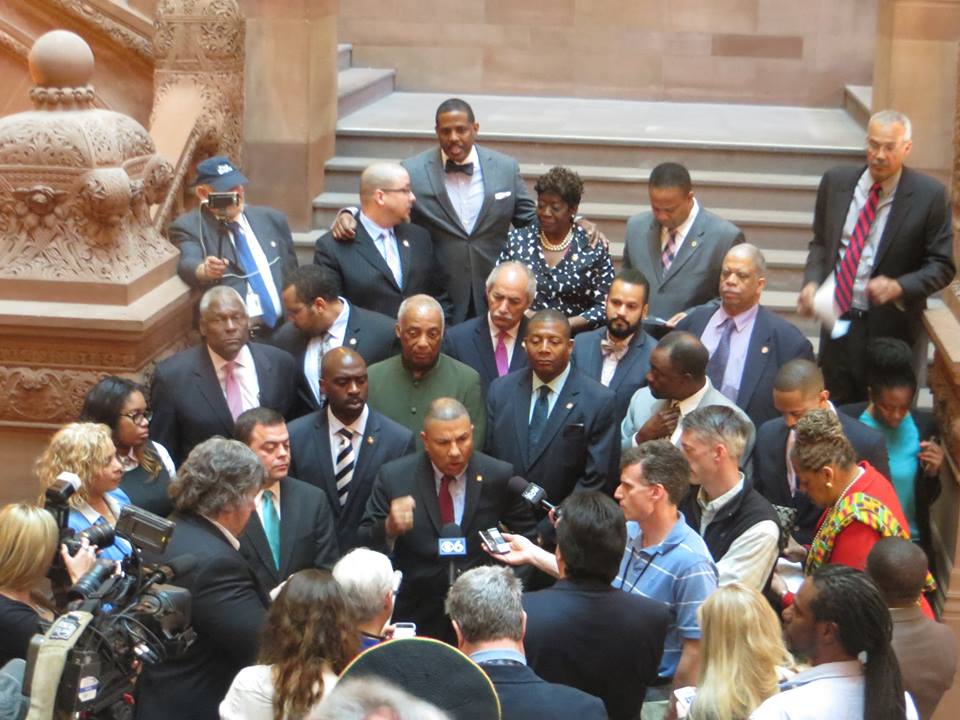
[337,43,352,72]
[337,68,396,120]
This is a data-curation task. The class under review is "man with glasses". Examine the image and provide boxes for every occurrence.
[313,162,452,321]
[797,109,955,404]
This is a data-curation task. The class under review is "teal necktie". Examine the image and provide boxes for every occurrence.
[261,489,281,570]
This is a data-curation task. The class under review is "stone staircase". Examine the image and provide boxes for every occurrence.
[336,44,396,120]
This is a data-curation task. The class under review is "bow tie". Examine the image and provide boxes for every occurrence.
[445,159,474,176]
[600,336,629,360]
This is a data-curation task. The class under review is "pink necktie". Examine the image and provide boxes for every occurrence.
[662,230,678,272]
[224,360,243,420]
[495,331,509,377]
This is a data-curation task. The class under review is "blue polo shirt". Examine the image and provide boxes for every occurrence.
[614,514,717,679]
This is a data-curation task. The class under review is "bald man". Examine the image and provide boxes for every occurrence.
[367,295,485,449]
[288,348,415,551]
[312,162,452,320]
[675,244,814,427]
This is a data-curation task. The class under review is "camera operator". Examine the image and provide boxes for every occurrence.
[36,423,132,562]
[0,504,96,668]
[135,437,270,720]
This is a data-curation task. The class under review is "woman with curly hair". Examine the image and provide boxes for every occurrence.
[35,422,131,561]
[684,584,794,720]
[80,376,176,516]
[220,569,360,720]
[497,166,614,333]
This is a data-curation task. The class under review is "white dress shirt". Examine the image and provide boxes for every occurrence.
[660,198,701,257]
[669,378,712,445]
[327,405,369,472]
[232,212,283,320]
[529,364,572,422]
[304,298,351,403]
[432,463,466,524]
[208,344,261,413]
[442,145,485,234]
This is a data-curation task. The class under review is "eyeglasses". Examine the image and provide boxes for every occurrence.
[120,410,153,425]
[380,187,414,196]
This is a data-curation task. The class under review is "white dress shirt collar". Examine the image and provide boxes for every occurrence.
[441,144,479,169]
[328,404,369,438]
[205,516,241,550]
[531,362,571,395]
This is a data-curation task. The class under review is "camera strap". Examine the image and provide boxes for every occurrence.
[25,611,95,720]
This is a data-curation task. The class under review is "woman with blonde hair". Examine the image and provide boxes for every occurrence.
[0,503,96,666]
[220,569,360,720]
[686,584,793,720]
[36,422,130,561]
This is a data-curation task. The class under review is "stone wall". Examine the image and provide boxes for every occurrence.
[339,0,877,106]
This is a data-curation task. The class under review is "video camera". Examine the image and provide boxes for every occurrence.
[23,494,196,719]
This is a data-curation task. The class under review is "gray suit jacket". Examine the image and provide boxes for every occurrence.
[402,146,536,323]
[621,206,744,320]
[620,380,756,458]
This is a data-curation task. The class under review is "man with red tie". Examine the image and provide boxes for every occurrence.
[797,109,954,404]
[357,397,536,644]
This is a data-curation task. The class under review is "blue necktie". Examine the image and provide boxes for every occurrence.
[227,220,279,327]
[706,318,736,400]
[528,386,551,458]
[261,489,281,570]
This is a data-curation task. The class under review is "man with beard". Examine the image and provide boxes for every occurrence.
[572,268,656,422]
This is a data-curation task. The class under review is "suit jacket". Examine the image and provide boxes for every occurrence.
[523,578,669,720]
[752,412,891,545]
[170,205,298,298]
[150,343,297,465]
[270,303,399,414]
[402,146,537,323]
[803,165,954,346]
[312,221,452,321]
[357,451,537,642]
[676,302,815,427]
[238,476,340,593]
[621,206,744,320]
[442,315,529,395]
[486,367,618,512]
[479,662,608,720]
[135,513,269,720]
[287,408,416,552]
[571,327,656,422]
[890,605,957,720]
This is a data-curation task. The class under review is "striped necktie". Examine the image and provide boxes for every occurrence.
[834,183,881,316]
[335,428,355,506]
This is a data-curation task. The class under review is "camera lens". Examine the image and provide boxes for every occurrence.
[68,558,116,601]
[80,524,116,549]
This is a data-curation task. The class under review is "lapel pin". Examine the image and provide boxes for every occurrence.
[366,435,375,444]
[566,402,574,409]
[402,239,410,248]
[349,337,357,346]
[761,346,769,354]
[475,474,483,482]
[691,240,698,248]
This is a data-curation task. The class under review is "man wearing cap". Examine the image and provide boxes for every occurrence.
[169,155,299,341]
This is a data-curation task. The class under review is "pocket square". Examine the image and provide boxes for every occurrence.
[494,191,512,200]
[562,423,586,437]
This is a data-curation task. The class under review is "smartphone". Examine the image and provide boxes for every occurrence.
[479,527,510,554]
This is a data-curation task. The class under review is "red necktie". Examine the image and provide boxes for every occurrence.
[834,183,881,316]
[439,475,455,525]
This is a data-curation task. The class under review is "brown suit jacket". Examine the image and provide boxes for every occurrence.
[891,605,957,719]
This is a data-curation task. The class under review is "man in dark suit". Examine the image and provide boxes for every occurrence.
[288,348,415,552]
[314,162,452,321]
[233,407,339,594]
[135,438,269,720]
[521,492,668,720]
[443,260,532,394]
[272,265,397,413]
[358,398,537,643]
[572,268,656,422]
[169,155,298,342]
[676,244,815,428]
[332,98,537,323]
[797,109,955,404]
[486,310,617,531]
[753,359,890,545]
[150,286,297,464]
[445,565,607,720]
[621,162,744,323]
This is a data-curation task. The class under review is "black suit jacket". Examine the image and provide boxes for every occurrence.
[288,408,415,552]
[753,412,891,544]
[676,302,815,427]
[570,327,656,422]
[271,304,399,414]
[480,662,608,720]
[357,451,537,642]
[442,315,529,395]
[312,221,452,321]
[486,367,618,513]
[136,513,269,720]
[522,579,668,720]
[803,165,954,346]
[150,343,297,465]
[238,476,340,592]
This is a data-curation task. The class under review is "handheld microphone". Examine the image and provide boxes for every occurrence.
[507,476,558,514]
[438,523,467,587]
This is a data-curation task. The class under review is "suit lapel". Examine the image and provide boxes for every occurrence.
[355,223,402,292]
[395,225,414,291]
[251,344,272,407]
[582,332,605,380]
[873,169,914,269]
[347,411,382,516]
[244,513,281,585]
[610,332,650,391]
[416,453,443,535]
[277,481,298,578]
[528,371,579,468]
[512,372,534,470]
[509,318,529,372]
[311,413,341,514]
[663,214,704,282]
[647,219,664,282]
[194,349,234,432]
[737,309,772,409]
[471,318,500,382]
[471,148,497,235]
[459,459,484,533]
[830,172,860,262]
[342,306,363,355]
[426,150,469,235]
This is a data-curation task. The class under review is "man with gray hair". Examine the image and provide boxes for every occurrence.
[445,566,606,719]
[313,161,452,321]
[797,109,954,404]
[150,285,297,464]
[333,548,398,650]
[136,438,270,720]
[367,295,485,447]
[310,678,451,720]
[677,405,779,590]
[443,261,534,393]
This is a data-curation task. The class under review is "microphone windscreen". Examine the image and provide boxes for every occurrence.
[506,475,529,495]
[439,522,462,539]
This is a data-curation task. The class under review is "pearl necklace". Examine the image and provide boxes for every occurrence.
[539,228,573,252]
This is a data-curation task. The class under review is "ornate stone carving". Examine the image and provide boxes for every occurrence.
[0,29,30,60]
[45,0,153,60]
[0,367,107,424]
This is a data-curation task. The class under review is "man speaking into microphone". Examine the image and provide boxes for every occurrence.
[358,397,536,643]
